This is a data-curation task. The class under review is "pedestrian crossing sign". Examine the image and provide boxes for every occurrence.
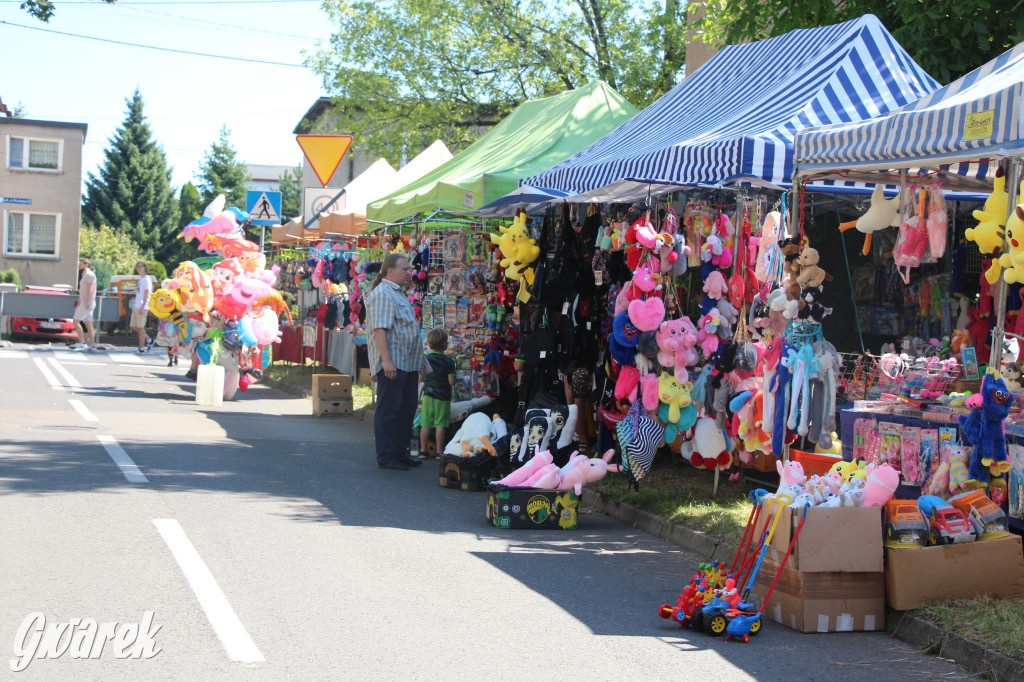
[246,190,282,226]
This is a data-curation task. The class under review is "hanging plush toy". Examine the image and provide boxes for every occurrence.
[490,211,540,303]
[958,373,1015,485]
[837,184,901,256]
[795,246,831,289]
[968,167,1010,257]
[998,202,1024,284]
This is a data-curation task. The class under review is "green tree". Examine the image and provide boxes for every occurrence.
[307,0,686,159]
[275,166,302,221]
[197,126,250,210]
[82,88,180,260]
[21,0,116,22]
[79,224,145,277]
[694,1,1024,84]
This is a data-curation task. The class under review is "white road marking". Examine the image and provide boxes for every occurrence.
[68,399,98,422]
[0,351,29,359]
[60,361,102,366]
[54,352,90,363]
[32,357,64,391]
[48,358,82,388]
[118,354,145,364]
[96,435,148,483]
[152,519,265,664]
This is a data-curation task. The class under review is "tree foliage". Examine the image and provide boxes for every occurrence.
[307,0,685,159]
[78,224,144,277]
[82,88,180,261]
[197,126,250,211]
[695,0,1024,84]
[275,166,301,221]
[21,0,116,22]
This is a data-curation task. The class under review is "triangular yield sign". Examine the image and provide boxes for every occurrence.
[296,135,354,186]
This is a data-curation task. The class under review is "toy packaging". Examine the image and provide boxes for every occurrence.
[960,347,980,379]
[487,487,579,529]
[878,422,903,470]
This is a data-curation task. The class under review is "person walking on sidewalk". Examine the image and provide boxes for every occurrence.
[71,258,97,351]
[366,253,425,471]
[130,261,155,353]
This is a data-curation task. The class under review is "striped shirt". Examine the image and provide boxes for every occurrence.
[366,279,425,376]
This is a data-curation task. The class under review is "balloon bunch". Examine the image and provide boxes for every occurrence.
[150,195,288,399]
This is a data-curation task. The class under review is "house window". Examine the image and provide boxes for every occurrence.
[7,136,62,171]
[4,211,59,257]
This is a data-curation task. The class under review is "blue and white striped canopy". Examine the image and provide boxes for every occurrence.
[524,14,938,195]
[796,41,1024,183]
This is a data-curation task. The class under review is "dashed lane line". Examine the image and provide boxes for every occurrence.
[32,357,63,391]
[68,399,98,422]
[153,519,265,664]
[96,435,148,483]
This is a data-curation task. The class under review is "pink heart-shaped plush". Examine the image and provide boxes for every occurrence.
[628,297,665,332]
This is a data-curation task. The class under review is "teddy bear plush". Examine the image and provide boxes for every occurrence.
[795,246,831,288]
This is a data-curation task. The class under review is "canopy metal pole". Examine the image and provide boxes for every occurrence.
[992,158,1021,371]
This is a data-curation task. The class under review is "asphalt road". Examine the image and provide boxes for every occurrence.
[0,341,970,680]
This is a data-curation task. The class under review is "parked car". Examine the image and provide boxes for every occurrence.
[9,287,78,342]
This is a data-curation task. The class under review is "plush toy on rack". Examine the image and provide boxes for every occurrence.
[998,202,1024,284]
[490,210,540,303]
[838,184,901,256]
[959,373,1016,486]
[795,246,832,289]
[684,417,732,470]
[656,317,699,382]
[968,166,1009,257]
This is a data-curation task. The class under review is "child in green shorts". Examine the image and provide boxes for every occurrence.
[419,328,456,458]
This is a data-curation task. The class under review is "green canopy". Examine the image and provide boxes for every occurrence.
[366,81,638,224]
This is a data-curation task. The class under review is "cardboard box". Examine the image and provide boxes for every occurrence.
[357,368,372,385]
[885,534,1024,610]
[438,454,496,492]
[487,487,578,530]
[313,373,352,398]
[753,506,883,573]
[756,562,885,633]
[312,397,353,416]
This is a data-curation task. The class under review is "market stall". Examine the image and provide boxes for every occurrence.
[786,40,1024,611]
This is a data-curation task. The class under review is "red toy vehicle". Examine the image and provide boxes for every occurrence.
[929,507,976,545]
[9,288,77,342]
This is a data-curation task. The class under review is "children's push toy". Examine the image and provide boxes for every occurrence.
[658,490,808,643]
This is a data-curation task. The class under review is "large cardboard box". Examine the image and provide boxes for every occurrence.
[885,534,1024,610]
[753,505,883,573]
[487,487,578,530]
[756,562,885,633]
[313,373,352,398]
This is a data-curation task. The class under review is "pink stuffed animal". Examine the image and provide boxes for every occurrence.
[861,463,899,507]
[703,270,728,300]
[656,318,699,380]
[556,449,622,494]
[697,310,723,356]
[776,460,806,492]
[494,450,555,487]
[628,296,665,332]
[615,366,641,402]
[632,262,660,293]
[639,373,660,411]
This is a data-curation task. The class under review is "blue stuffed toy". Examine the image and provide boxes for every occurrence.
[609,312,640,366]
[958,373,1015,485]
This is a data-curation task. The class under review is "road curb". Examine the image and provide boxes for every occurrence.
[583,487,1021,676]
[887,610,1024,681]
[262,375,311,399]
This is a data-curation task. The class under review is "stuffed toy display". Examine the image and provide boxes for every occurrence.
[968,167,1009,257]
[959,373,1016,485]
[495,449,622,494]
[837,184,901,256]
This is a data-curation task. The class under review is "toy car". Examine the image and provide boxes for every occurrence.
[725,612,763,642]
[929,507,976,545]
[883,499,928,548]
[949,489,1010,540]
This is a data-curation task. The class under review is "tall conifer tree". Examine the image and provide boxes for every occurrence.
[197,126,250,210]
[82,88,179,261]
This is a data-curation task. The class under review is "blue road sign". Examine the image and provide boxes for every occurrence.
[246,190,282,226]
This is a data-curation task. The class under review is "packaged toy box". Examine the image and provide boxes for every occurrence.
[487,486,578,530]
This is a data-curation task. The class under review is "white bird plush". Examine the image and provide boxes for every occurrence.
[838,185,901,256]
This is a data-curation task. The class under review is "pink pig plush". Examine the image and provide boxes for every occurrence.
[531,450,622,494]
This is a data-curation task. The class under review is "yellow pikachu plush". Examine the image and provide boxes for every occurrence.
[968,167,1010,264]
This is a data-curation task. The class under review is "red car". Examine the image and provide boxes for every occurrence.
[9,287,78,342]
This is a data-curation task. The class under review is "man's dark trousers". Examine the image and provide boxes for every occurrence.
[373,369,419,464]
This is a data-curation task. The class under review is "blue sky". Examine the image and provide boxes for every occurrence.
[1,0,334,190]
